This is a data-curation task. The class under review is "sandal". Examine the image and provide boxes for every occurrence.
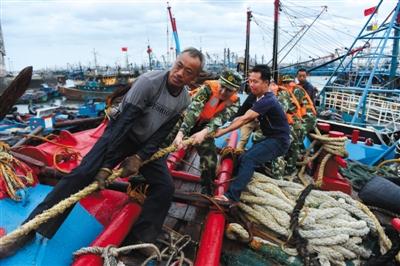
[213,194,230,202]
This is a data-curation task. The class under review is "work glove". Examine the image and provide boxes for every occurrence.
[121,154,143,177]
[95,168,113,189]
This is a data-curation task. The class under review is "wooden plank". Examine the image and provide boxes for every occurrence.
[179,180,198,192]
[173,178,183,190]
[168,202,189,220]
[164,216,180,230]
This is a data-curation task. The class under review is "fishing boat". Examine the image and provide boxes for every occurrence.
[1,1,400,265]
[58,73,134,101]
[0,115,240,265]
[58,85,117,101]
[317,1,400,132]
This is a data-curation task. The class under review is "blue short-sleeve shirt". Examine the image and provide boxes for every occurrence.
[251,91,290,143]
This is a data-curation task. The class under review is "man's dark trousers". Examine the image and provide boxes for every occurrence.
[25,123,174,243]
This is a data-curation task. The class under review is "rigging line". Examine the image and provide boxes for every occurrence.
[316,20,358,38]
[283,3,323,19]
[253,18,298,47]
[252,16,273,33]
[252,21,274,43]
[297,38,332,55]
[294,43,322,59]
[283,0,332,11]
[305,23,347,46]
[281,6,301,27]
[279,5,328,64]
[266,25,308,65]
[282,11,322,30]
[253,22,273,50]
[283,8,320,20]
[312,26,352,49]
[254,13,304,36]
[310,27,347,49]
[282,31,331,58]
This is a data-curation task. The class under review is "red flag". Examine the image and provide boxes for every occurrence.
[121,47,128,52]
[364,6,376,16]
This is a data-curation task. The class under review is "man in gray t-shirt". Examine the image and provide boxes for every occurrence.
[0,48,205,258]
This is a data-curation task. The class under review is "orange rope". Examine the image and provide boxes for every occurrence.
[52,147,81,174]
[20,134,75,149]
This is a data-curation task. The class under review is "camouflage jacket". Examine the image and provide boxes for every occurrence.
[179,84,239,136]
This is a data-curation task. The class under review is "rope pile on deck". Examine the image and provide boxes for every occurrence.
[0,142,34,200]
[226,172,400,265]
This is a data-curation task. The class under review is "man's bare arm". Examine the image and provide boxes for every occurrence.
[215,109,259,138]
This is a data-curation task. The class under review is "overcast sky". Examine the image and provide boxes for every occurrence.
[0,0,397,72]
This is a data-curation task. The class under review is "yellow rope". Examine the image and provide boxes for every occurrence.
[376,158,400,169]
[0,142,35,201]
[297,130,348,188]
[20,134,74,149]
[356,201,400,262]
[0,137,195,246]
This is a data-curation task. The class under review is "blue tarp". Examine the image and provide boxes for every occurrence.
[0,185,103,266]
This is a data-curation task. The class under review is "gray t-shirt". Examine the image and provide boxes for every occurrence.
[119,70,190,142]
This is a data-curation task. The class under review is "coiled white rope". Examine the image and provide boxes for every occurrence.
[226,172,400,265]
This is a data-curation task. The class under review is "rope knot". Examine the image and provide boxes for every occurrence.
[103,245,119,257]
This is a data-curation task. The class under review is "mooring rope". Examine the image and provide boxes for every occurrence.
[226,172,400,265]
[74,243,161,266]
[0,138,196,246]
[297,132,348,187]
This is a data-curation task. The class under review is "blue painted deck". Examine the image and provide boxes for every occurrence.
[346,141,394,165]
[0,185,103,266]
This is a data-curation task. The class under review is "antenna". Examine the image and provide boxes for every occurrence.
[0,21,6,77]
[92,48,98,75]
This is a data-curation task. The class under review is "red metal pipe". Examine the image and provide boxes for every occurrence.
[167,149,186,170]
[72,203,141,266]
[195,211,226,265]
[170,169,200,183]
[195,131,238,266]
[351,129,360,144]
[392,218,400,232]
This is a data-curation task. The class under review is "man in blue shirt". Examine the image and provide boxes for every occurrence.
[214,65,290,202]
[296,68,316,103]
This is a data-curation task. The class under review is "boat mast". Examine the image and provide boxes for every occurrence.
[167,3,181,57]
[0,21,6,91]
[272,0,280,82]
[147,44,153,71]
[389,6,400,87]
[244,9,252,80]
[0,22,5,77]
[92,48,98,75]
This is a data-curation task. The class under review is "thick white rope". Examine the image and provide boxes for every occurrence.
[227,172,397,265]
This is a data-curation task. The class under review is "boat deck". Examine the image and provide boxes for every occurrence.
[121,150,211,265]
